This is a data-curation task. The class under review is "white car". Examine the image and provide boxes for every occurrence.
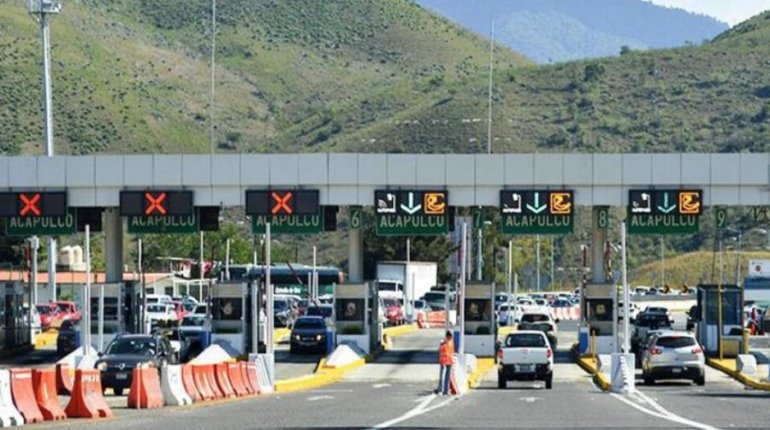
[518,311,559,347]
[496,303,523,326]
[641,331,705,386]
[497,331,554,389]
[145,303,177,324]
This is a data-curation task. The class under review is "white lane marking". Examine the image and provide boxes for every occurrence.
[306,395,334,401]
[373,383,391,389]
[366,393,456,430]
[519,396,541,403]
[611,393,719,430]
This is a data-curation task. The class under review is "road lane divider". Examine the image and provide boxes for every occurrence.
[0,370,24,427]
[32,368,67,421]
[383,324,419,338]
[466,357,495,389]
[226,363,249,397]
[127,368,164,409]
[707,357,770,391]
[10,368,44,424]
[64,369,113,419]
[612,391,718,430]
[191,365,216,401]
[214,363,237,398]
[181,365,203,402]
[240,362,257,395]
[161,365,193,406]
[576,356,611,391]
[55,363,73,395]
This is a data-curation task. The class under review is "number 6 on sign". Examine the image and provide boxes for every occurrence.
[350,207,362,229]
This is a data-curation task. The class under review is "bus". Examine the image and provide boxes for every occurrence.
[230,264,344,297]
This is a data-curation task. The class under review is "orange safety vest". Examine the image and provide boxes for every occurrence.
[439,338,455,365]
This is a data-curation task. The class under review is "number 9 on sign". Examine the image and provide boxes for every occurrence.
[596,207,609,230]
[715,207,727,230]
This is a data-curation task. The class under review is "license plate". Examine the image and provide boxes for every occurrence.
[517,364,534,372]
[672,368,682,374]
[115,372,128,380]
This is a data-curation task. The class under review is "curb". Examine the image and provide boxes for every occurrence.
[707,358,770,391]
[383,324,419,338]
[576,356,611,391]
[467,357,495,389]
[274,347,379,394]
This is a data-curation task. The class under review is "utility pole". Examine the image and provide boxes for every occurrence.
[209,0,217,153]
[29,0,61,302]
[486,18,495,154]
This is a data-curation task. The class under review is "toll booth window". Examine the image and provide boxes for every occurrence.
[722,293,740,326]
[588,300,612,321]
[464,299,491,321]
[336,299,365,321]
[212,298,242,321]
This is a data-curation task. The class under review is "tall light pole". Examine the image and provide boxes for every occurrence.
[29,0,61,301]
[209,0,217,153]
[486,18,495,155]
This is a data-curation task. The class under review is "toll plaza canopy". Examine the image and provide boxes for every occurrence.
[0,153,767,207]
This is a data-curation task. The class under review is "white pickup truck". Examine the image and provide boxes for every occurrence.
[497,331,554,389]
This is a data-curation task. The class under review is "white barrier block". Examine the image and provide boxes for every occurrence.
[597,354,613,372]
[249,354,273,394]
[0,370,23,427]
[189,344,234,365]
[325,344,363,368]
[737,354,758,376]
[161,365,193,406]
[452,353,469,395]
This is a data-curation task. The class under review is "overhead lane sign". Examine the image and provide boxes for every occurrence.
[246,190,322,234]
[500,190,574,235]
[119,191,194,217]
[0,192,67,218]
[627,189,701,234]
[375,190,448,236]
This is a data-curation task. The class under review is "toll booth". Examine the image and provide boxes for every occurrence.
[696,284,743,357]
[121,281,143,334]
[334,283,368,354]
[0,282,31,352]
[244,280,267,354]
[211,282,247,355]
[578,284,616,354]
[462,283,495,357]
[89,284,123,350]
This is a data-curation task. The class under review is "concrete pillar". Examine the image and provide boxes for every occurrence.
[348,227,363,283]
[591,207,608,284]
[104,208,123,283]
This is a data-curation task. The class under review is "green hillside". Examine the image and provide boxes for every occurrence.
[0,0,527,155]
[630,251,770,288]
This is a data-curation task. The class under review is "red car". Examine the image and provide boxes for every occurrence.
[35,303,61,330]
[171,301,189,321]
[383,298,405,326]
[52,301,81,324]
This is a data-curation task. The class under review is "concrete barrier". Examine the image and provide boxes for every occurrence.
[64,369,113,419]
[214,363,236,398]
[252,356,273,394]
[127,368,164,409]
[0,370,23,427]
[32,368,67,421]
[737,354,758,376]
[10,369,44,424]
[160,365,193,406]
[181,365,202,402]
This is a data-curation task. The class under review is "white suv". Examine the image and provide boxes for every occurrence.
[641,331,705,386]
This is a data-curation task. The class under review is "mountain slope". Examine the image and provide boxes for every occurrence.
[0,0,528,155]
[416,0,728,63]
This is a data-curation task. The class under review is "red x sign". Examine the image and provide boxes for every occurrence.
[145,192,168,215]
[271,192,293,215]
[19,193,42,217]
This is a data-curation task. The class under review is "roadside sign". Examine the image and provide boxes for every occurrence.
[127,210,199,234]
[120,191,194,217]
[715,207,727,230]
[374,190,448,236]
[0,192,67,218]
[595,206,610,230]
[245,190,319,216]
[500,190,574,235]
[627,189,701,234]
[251,212,324,234]
[473,207,483,229]
[349,206,362,229]
[5,208,77,236]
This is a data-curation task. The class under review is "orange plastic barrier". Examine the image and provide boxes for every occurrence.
[246,363,260,395]
[203,365,223,399]
[64,369,113,419]
[426,311,447,327]
[226,363,249,397]
[191,365,215,401]
[127,368,164,409]
[181,365,202,402]
[10,369,44,424]
[32,368,66,421]
[239,362,256,395]
[55,364,73,395]
[214,364,236,398]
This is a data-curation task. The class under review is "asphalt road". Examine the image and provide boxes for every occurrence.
[31,323,770,429]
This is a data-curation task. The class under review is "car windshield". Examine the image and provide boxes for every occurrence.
[521,314,549,323]
[306,306,332,318]
[181,316,206,326]
[414,301,426,309]
[36,306,52,315]
[106,338,155,356]
[423,293,445,302]
[147,304,166,313]
[506,333,546,348]
[379,282,400,292]
[383,299,400,307]
[293,318,325,329]
[656,336,697,348]
[56,303,71,312]
[274,300,288,311]
[193,305,207,314]
[637,314,670,326]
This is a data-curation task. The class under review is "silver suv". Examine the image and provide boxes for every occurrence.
[641,331,705,386]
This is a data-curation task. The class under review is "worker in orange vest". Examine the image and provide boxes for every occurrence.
[436,330,455,396]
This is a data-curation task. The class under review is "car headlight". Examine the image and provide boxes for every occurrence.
[96,362,108,371]
[315,334,323,341]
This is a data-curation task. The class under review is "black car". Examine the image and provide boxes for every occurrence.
[56,320,80,355]
[290,316,329,354]
[632,312,673,355]
[95,334,177,396]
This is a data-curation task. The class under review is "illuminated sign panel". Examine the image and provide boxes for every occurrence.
[500,190,574,235]
[119,191,193,217]
[245,190,319,216]
[374,190,449,236]
[0,192,67,218]
[627,189,702,234]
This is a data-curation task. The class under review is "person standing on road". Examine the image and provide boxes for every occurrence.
[436,330,455,396]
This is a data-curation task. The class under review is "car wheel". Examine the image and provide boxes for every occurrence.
[694,375,705,386]
[545,373,553,390]
[114,387,124,396]
[497,372,506,389]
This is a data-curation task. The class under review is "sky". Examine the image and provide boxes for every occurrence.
[647,0,770,26]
